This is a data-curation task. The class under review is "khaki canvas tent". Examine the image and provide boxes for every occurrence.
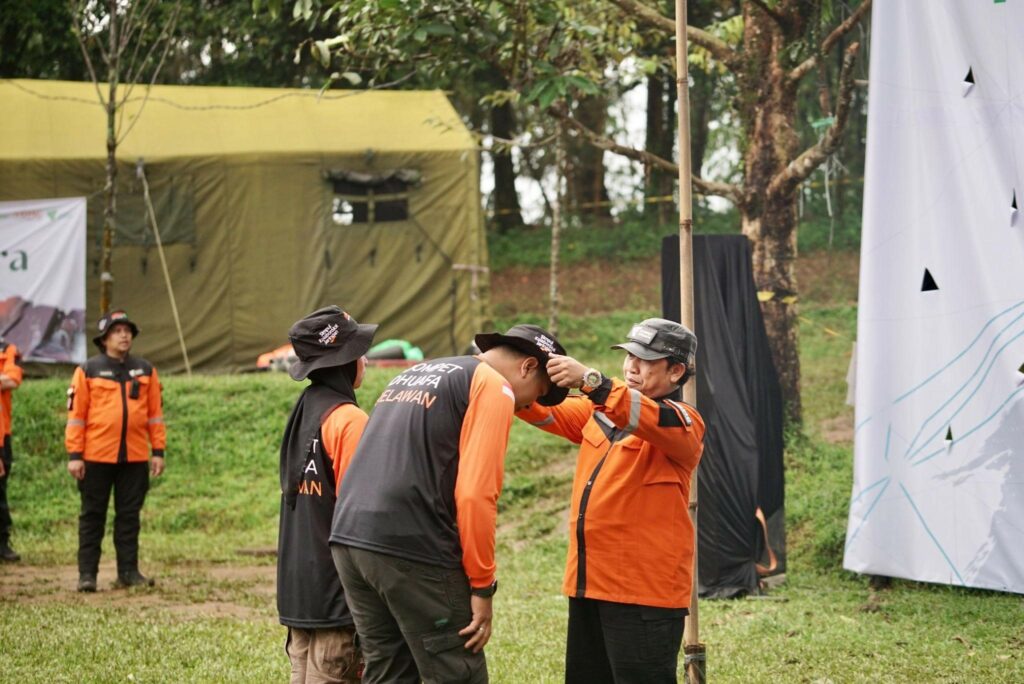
[0,79,489,372]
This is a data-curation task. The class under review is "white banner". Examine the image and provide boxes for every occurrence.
[0,197,87,363]
[846,0,1024,593]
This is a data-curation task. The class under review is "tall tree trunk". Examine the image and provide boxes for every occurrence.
[738,7,803,425]
[568,95,612,220]
[99,0,119,315]
[490,100,524,232]
[645,69,677,225]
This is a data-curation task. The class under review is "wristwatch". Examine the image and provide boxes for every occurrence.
[581,368,603,392]
[471,579,498,598]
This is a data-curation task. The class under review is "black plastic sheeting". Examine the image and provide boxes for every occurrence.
[662,235,786,598]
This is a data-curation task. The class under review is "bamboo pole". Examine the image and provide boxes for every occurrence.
[676,0,705,682]
[136,159,192,376]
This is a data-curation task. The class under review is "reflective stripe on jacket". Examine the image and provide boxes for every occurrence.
[65,353,165,463]
[517,377,705,608]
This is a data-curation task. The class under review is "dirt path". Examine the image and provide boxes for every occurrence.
[0,560,277,619]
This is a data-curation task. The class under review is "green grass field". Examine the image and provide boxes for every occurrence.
[2,250,1023,682]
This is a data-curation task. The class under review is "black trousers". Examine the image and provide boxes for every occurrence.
[77,461,149,576]
[332,545,487,684]
[565,597,686,684]
[0,435,11,544]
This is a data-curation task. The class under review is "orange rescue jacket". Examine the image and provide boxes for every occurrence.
[65,353,166,463]
[517,377,705,608]
[0,341,22,439]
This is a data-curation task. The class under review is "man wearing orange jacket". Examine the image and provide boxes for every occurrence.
[0,338,23,562]
[517,318,706,684]
[330,324,568,684]
[65,310,166,592]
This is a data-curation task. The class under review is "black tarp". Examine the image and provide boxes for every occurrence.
[662,234,786,598]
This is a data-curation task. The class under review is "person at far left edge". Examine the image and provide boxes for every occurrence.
[65,310,166,593]
[277,305,378,684]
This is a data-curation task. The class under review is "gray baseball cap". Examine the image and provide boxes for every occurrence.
[612,318,697,383]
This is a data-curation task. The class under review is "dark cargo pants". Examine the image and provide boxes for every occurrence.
[77,461,149,576]
[565,597,686,684]
[331,544,487,684]
[0,436,11,545]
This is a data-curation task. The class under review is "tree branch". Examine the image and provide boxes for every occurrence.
[770,42,860,197]
[551,106,742,202]
[789,0,872,82]
[747,0,790,27]
[606,0,740,70]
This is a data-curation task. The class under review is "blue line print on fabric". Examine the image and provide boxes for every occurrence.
[893,300,1024,405]
[855,416,872,434]
[884,424,892,462]
[902,309,1024,457]
[912,384,1024,468]
[845,478,892,552]
[907,328,1024,461]
[900,483,965,586]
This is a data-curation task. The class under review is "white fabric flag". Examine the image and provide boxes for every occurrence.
[0,197,87,363]
[847,0,1024,594]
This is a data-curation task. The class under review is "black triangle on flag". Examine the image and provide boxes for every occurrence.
[1013,190,1018,210]
[922,268,939,292]
[965,67,974,84]
[1018,361,1024,374]
[945,426,954,443]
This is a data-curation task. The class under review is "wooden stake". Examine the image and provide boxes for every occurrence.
[137,159,192,376]
[676,0,705,681]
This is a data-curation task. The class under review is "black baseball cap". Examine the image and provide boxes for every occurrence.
[474,324,569,406]
[93,310,140,350]
[612,318,697,384]
[287,306,378,381]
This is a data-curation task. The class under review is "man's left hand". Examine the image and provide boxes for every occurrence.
[459,595,493,653]
[546,353,588,389]
[150,456,165,477]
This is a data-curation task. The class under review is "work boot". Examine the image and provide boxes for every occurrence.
[0,542,19,562]
[115,569,155,588]
[77,574,97,593]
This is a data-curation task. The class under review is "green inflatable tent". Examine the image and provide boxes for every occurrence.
[0,79,490,372]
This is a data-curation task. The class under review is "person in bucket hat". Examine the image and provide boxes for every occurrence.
[65,310,165,592]
[516,317,705,683]
[329,323,567,684]
[277,305,378,684]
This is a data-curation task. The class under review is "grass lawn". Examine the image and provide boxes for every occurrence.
[2,250,1023,682]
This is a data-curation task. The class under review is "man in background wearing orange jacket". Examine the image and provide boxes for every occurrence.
[0,337,23,562]
[517,318,706,684]
[65,310,166,592]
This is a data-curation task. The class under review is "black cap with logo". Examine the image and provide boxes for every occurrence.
[287,306,378,381]
[93,310,140,350]
[474,324,569,406]
[611,317,698,384]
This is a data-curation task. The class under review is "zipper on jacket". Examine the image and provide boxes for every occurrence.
[575,435,616,598]
[117,372,129,464]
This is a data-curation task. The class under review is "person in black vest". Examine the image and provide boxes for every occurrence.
[330,324,569,684]
[278,306,378,684]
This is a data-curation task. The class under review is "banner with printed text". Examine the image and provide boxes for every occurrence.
[0,197,87,363]
[846,0,1024,594]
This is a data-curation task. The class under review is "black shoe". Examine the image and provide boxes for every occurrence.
[0,543,19,562]
[77,574,97,593]
[115,570,155,588]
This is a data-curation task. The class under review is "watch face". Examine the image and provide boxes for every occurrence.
[584,370,601,387]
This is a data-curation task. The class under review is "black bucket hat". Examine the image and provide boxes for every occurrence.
[93,310,140,350]
[475,324,569,406]
[611,317,698,384]
[287,306,378,381]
